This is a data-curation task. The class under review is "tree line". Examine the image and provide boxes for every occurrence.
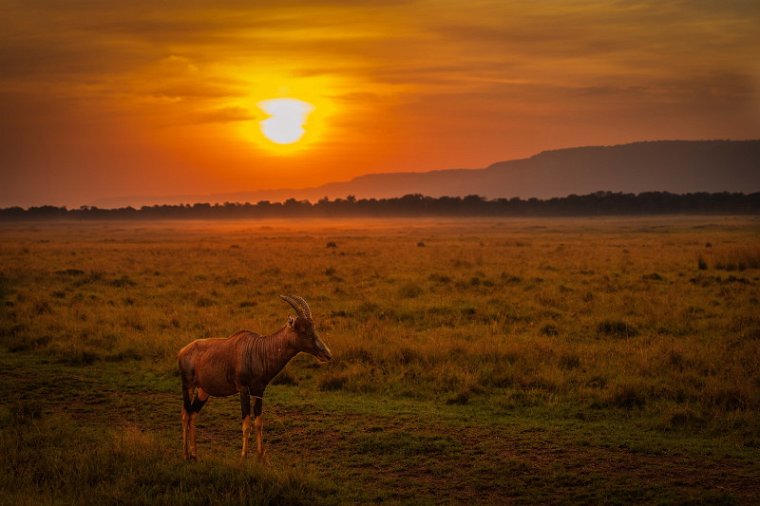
[1,192,758,220]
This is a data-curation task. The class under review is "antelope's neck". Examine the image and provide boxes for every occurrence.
[253,326,299,384]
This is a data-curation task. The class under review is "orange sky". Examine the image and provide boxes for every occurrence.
[1,0,759,207]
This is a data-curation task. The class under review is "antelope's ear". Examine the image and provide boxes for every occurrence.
[287,315,296,328]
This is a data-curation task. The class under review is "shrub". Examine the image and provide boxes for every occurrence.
[713,247,760,271]
[500,272,522,284]
[271,368,298,386]
[597,319,639,338]
[398,282,423,298]
[395,347,424,365]
[7,335,51,353]
[540,324,559,337]
[446,391,470,405]
[196,297,214,307]
[34,300,53,315]
[342,346,376,364]
[661,408,705,431]
[105,349,143,362]
[107,275,136,287]
[55,268,86,276]
[708,388,745,411]
[558,353,581,370]
[586,375,607,389]
[610,385,646,409]
[58,349,100,366]
[319,371,348,391]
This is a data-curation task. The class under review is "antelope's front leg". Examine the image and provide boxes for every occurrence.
[240,390,252,461]
[253,397,266,461]
[188,388,208,461]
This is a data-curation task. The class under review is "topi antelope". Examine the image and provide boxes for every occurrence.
[177,295,332,461]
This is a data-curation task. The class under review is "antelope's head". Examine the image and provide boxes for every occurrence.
[280,295,332,362]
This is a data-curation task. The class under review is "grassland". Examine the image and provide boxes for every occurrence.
[1,216,759,504]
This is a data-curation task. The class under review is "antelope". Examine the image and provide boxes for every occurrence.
[177,295,332,461]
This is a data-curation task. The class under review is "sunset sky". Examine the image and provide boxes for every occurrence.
[1,0,759,207]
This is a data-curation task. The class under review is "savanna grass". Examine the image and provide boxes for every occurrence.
[1,218,759,434]
[1,218,759,450]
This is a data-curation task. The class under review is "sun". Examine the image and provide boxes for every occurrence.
[231,72,339,153]
[258,98,314,145]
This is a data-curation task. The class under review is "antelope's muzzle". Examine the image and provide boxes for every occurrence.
[315,338,332,362]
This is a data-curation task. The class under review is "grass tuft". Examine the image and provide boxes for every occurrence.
[271,368,298,386]
[318,371,349,391]
[540,324,559,337]
[597,319,639,338]
[58,348,101,366]
[398,282,423,298]
[609,385,647,409]
[446,390,470,405]
[558,353,581,370]
[713,247,760,271]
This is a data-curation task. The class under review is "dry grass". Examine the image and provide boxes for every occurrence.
[1,216,759,433]
[712,246,760,271]
[1,216,760,503]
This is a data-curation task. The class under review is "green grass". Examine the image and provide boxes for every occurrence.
[1,417,326,506]
[1,216,759,504]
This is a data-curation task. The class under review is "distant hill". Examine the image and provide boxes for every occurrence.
[307,140,760,201]
[95,140,760,206]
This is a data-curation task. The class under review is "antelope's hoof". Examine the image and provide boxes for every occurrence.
[256,450,269,464]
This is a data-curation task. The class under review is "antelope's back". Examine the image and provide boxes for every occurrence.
[178,331,259,397]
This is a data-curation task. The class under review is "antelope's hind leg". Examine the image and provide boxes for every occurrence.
[253,397,266,461]
[181,387,194,460]
[240,390,252,461]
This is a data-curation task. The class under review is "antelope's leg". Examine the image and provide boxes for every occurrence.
[189,388,209,460]
[181,387,194,460]
[240,390,252,461]
[253,397,265,460]
[181,409,190,460]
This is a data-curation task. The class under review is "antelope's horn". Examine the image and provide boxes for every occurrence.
[292,295,313,320]
[279,294,306,319]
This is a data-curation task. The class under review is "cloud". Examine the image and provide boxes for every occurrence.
[192,106,258,124]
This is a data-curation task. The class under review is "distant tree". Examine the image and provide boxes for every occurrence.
[1,192,758,220]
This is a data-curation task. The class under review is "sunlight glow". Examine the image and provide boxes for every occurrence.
[258,98,314,145]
